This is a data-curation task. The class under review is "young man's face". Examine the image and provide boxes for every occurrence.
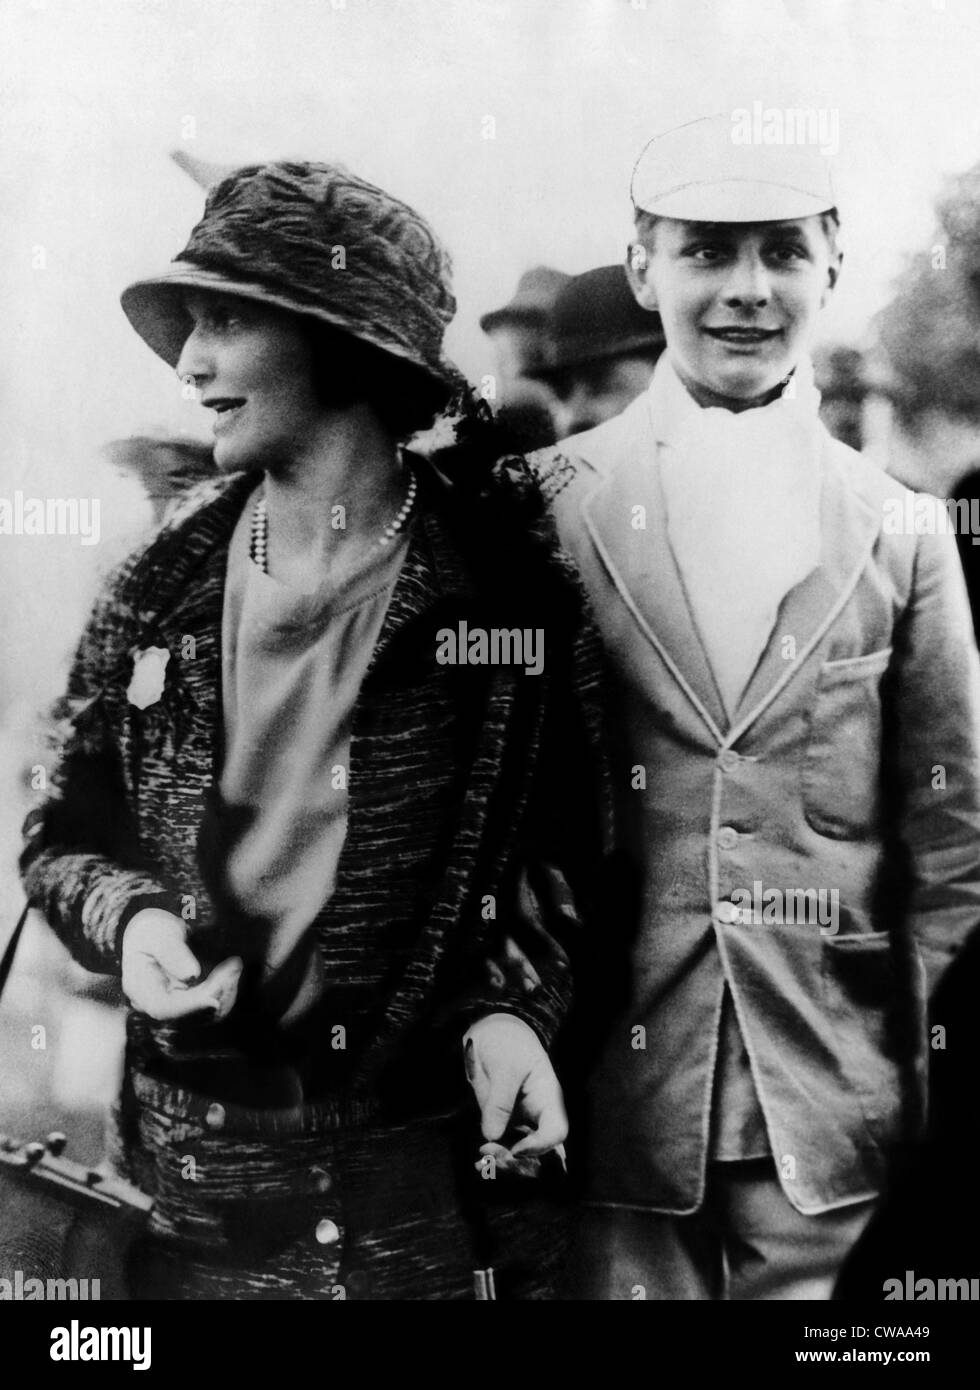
[628,216,840,407]
[175,292,324,473]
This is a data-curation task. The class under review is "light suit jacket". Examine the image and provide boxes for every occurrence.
[521,385,980,1215]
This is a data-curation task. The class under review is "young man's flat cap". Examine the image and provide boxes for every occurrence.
[632,113,836,222]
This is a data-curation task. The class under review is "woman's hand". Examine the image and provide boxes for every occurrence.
[121,908,242,1021]
[463,1012,568,1175]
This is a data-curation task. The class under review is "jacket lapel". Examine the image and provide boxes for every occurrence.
[581,452,729,741]
[576,405,882,747]
[130,474,252,770]
[726,441,881,742]
[366,460,475,675]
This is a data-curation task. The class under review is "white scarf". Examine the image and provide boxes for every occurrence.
[651,353,823,719]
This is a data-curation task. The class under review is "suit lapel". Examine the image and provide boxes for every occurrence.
[576,409,881,747]
[726,442,880,741]
[581,451,729,740]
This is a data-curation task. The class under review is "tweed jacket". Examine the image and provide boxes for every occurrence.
[517,385,980,1216]
[20,460,612,1201]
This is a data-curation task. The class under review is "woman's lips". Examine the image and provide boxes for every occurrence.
[205,398,246,430]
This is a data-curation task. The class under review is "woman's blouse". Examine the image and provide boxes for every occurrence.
[220,484,412,1025]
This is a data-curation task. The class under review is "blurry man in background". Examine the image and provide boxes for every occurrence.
[479,266,569,448]
[813,344,867,452]
[528,265,665,439]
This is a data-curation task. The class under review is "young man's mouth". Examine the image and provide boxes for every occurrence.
[703,327,781,345]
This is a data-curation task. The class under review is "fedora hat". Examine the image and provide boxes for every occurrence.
[479,265,571,334]
[528,265,664,381]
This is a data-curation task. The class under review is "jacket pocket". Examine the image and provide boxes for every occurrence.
[802,646,892,839]
[134,1077,338,1256]
[821,930,906,1148]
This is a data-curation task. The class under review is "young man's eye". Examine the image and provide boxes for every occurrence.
[769,244,808,263]
[686,245,728,262]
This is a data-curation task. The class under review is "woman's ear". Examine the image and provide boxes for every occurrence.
[625,242,658,310]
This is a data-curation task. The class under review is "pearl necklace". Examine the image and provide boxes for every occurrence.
[249,465,418,575]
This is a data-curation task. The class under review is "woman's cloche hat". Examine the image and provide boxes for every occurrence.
[121,161,458,391]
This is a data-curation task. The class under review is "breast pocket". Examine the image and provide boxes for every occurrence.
[802,647,892,839]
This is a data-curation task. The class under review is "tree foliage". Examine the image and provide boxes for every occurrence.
[875,161,980,424]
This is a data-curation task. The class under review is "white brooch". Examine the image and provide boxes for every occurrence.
[126,645,171,710]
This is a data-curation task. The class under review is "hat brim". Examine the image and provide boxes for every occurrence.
[120,264,455,393]
[479,305,550,334]
[635,181,835,224]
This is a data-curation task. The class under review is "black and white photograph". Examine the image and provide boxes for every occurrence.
[2,0,979,1361]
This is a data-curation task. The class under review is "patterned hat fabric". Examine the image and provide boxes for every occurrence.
[121,161,457,389]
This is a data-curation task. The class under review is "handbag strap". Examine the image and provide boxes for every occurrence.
[0,905,31,1003]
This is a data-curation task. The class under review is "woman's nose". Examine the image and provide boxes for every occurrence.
[722,253,771,308]
[175,326,212,387]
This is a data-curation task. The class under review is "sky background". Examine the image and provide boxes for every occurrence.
[3,0,980,721]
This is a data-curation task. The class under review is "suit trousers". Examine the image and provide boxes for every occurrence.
[564,1159,876,1301]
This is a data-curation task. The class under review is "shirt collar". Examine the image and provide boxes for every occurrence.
[646,349,821,448]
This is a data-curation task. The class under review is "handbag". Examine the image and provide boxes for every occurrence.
[0,905,153,1300]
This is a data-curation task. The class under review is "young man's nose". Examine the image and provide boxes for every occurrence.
[721,253,771,308]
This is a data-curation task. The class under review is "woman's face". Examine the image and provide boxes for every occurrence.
[175,292,325,473]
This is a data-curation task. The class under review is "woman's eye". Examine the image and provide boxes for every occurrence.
[688,245,727,262]
[194,303,245,333]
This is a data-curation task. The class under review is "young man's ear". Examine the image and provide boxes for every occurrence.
[820,249,843,309]
[625,242,658,311]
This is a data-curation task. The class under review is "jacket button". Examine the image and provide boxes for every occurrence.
[205,1103,225,1131]
[715,900,739,925]
[718,750,740,773]
[717,826,739,851]
[315,1218,341,1246]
